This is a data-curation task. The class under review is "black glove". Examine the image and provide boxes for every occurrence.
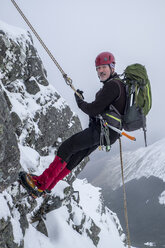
[75,89,84,107]
[76,89,84,99]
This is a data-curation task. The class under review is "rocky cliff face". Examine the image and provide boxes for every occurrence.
[0,21,86,190]
[0,85,20,191]
[0,21,125,248]
[0,21,87,246]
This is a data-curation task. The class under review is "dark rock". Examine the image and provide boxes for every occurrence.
[0,30,5,35]
[36,219,48,237]
[0,88,20,192]
[86,219,100,246]
[24,103,82,156]
[0,217,23,248]
[24,78,40,95]
[0,35,7,65]
[11,112,22,136]
[0,32,48,88]
[27,45,49,86]
[0,217,9,232]
[3,91,12,110]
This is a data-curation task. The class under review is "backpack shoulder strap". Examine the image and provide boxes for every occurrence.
[112,77,125,102]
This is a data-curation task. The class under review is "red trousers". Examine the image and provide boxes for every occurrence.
[33,156,70,191]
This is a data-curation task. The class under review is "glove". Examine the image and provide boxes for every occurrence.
[75,89,84,100]
[74,89,84,107]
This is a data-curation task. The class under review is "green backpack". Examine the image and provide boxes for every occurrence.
[122,63,152,145]
[101,63,152,146]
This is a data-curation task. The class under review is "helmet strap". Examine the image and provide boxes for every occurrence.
[109,65,115,75]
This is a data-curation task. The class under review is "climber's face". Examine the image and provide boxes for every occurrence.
[96,64,111,82]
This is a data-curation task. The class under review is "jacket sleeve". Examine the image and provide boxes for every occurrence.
[76,81,120,117]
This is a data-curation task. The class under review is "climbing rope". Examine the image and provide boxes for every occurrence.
[10,0,82,99]
[119,137,131,248]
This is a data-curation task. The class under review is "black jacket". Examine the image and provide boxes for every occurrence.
[75,74,126,118]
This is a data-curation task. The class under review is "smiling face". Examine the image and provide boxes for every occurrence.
[96,64,111,82]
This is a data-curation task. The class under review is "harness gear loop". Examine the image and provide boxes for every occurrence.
[10,0,83,99]
[99,120,104,151]
[99,119,111,152]
[119,137,131,248]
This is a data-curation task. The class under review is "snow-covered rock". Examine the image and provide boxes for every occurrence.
[0,19,87,190]
[0,20,126,248]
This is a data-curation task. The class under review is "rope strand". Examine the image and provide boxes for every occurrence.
[11,0,66,75]
[10,0,83,99]
[119,137,131,248]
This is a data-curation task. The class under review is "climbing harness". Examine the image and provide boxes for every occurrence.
[10,0,83,99]
[119,137,131,248]
[98,115,136,152]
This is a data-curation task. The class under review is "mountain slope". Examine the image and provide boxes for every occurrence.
[92,138,165,248]
[93,138,165,190]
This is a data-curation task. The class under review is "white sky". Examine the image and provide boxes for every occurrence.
[1,0,165,152]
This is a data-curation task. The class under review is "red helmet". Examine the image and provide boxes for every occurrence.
[95,52,115,67]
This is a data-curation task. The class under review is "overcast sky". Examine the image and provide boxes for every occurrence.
[1,0,165,153]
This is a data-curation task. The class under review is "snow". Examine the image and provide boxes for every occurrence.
[10,208,23,245]
[73,178,102,221]
[144,242,156,247]
[0,193,11,220]
[2,173,125,248]
[19,145,41,172]
[0,190,23,245]
[0,139,127,248]
[24,225,55,248]
[23,177,125,248]
[0,20,31,43]
[45,206,95,248]
[0,141,126,248]
[158,191,165,205]
[0,77,68,147]
[73,179,125,248]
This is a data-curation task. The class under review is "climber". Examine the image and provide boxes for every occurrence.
[19,51,126,198]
